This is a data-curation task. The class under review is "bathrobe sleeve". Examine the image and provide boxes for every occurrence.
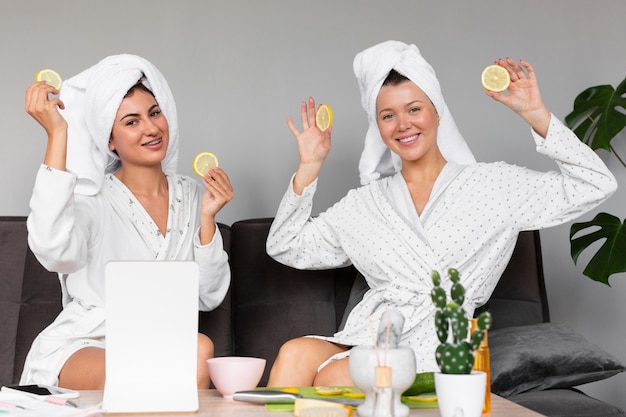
[27,165,102,274]
[266,175,353,270]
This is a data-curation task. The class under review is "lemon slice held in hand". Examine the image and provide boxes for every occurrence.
[192,151,219,177]
[481,64,510,92]
[316,104,333,132]
[36,69,63,90]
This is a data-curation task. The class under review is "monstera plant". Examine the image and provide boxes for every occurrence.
[565,75,626,286]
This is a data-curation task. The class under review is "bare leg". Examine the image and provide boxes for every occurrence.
[58,334,213,390]
[267,337,348,387]
[58,347,106,390]
[313,357,353,386]
[197,333,214,389]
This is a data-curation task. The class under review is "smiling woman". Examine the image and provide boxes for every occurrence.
[264,40,617,388]
[21,54,234,390]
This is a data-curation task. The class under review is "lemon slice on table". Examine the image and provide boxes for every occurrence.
[314,386,344,396]
[192,151,219,177]
[35,69,63,90]
[481,64,510,92]
[342,389,365,399]
[407,393,437,403]
[316,104,333,132]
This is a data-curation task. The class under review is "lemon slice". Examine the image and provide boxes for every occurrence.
[316,104,333,132]
[281,387,300,394]
[407,393,437,402]
[314,386,344,396]
[192,151,219,177]
[481,64,510,92]
[35,69,63,90]
[343,390,365,399]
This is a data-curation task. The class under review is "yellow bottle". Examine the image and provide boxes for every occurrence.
[471,319,491,413]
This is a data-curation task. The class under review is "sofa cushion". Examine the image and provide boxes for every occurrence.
[198,223,233,358]
[508,388,625,417]
[0,217,62,386]
[229,218,355,386]
[490,323,625,397]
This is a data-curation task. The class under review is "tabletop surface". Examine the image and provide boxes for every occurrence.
[76,389,545,416]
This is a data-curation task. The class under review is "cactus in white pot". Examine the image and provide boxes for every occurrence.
[430,268,493,417]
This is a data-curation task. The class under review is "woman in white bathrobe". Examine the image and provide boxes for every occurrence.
[23,55,233,389]
[265,41,617,386]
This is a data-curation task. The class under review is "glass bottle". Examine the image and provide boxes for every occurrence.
[471,319,491,413]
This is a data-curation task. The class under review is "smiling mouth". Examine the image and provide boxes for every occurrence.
[142,138,162,146]
[397,134,419,143]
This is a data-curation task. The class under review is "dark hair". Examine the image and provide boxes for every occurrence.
[124,77,156,99]
[382,69,410,86]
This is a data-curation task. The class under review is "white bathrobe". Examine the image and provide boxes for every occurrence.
[20,166,230,385]
[266,115,617,372]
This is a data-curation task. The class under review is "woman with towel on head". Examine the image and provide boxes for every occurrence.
[23,54,233,389]
[265,40,617,386]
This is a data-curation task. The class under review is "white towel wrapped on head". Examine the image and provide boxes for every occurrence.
[59,54,178,195]
[353,40,475,185]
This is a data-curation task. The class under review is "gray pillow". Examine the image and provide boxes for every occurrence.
[490,323,624,397]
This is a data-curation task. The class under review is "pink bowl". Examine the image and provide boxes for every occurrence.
[206,356,266,398]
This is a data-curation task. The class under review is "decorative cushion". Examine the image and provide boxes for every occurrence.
[508,388,626,417]
[489,323,625,397]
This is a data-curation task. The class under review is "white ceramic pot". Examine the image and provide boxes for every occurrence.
[434,371,486,417]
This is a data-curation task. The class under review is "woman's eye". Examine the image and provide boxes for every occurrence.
[150,108,162,118]
[381,114,393,120]
[409,107,421,113]
[125,119,138,126]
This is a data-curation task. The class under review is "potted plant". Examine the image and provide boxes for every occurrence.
[565,75,626,286]
[430,268,492,417]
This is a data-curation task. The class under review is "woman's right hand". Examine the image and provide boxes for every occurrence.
[287,96,332,195]
[25,81,67,135]
[25,81,68,170]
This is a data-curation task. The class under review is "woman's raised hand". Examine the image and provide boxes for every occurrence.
[200,168,234,218]
[26,81,69,170]
[25,81,67,136]
[287,97,332,194]
[198,167,234,245]
[486,58,551,138]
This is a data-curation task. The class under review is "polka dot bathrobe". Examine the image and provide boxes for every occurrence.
[266,115,617,373]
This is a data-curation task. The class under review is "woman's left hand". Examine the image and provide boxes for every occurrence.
[198,167,233,244]
[486,58,551,137]
[200,167,234,218]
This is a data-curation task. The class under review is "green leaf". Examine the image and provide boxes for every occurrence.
[570,212,626,286]
[564,77,626,151]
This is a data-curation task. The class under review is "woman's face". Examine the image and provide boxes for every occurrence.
[376,80,439,164]
[108,88,169,168]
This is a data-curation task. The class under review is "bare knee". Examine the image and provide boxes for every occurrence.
[198,333,214,361]
[275,338,310,364]
[314,358,353,386]
[268,338,346,387]
[198,333,214,389]
[58,347,106,390]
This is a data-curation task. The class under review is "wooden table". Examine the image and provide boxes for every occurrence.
[77,389,545,416]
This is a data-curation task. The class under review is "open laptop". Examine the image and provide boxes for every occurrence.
[103,261,199,413]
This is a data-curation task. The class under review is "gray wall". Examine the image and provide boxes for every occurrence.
[2,0,625,409]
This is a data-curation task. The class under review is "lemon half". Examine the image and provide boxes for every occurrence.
[316,104,333,132]
[192,151,219,177]
[481,65,510,92]
[36,69,63,90]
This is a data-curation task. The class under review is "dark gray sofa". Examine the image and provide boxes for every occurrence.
[1,216,624,416]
